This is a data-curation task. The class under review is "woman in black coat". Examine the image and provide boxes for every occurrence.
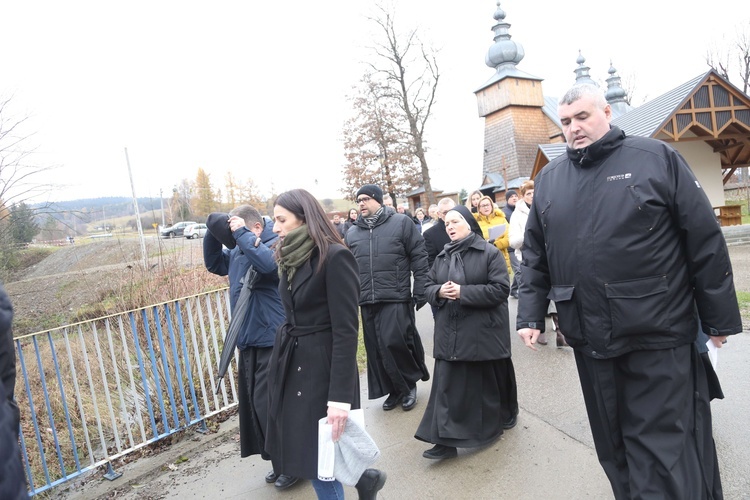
[415,205,518,459]
[265,189,385,499]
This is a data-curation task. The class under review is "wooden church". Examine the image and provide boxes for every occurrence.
[475,2,750,219]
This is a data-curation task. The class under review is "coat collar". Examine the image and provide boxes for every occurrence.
[566,126,625,167]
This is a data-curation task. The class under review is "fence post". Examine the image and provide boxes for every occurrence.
[103,462,122,481]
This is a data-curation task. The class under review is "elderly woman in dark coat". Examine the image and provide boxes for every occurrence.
[265,189,386,500]
[415,204,518,460]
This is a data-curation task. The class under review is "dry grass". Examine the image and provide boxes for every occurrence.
[9,237,371,494]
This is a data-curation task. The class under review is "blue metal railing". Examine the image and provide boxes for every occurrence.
[13,288,237,496]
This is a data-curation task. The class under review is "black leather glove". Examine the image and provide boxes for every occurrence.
[413,296,427,311]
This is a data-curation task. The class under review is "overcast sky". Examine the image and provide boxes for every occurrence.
[3,0,746,204]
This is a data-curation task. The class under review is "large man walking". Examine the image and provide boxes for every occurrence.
[345,185,430,411]
[516,84,742,499]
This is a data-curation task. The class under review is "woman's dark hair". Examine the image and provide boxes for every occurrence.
[348,208,358,221]
[274,189,342,271]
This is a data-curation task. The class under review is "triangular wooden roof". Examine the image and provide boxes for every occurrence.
[530,69,750,181]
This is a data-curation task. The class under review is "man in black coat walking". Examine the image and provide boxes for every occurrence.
[345,185,430,413]
[516,84,742,499]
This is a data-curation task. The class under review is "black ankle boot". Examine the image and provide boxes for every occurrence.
[355,469,387,499]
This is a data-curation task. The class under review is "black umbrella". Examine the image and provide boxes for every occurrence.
[215,265,259,394]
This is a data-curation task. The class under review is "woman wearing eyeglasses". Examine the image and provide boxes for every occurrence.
[473,196,512,276]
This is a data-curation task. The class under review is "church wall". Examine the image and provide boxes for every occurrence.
[483,106,551,181]
[476,78,544,117]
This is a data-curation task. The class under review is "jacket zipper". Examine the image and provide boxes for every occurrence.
[369,228,375,302]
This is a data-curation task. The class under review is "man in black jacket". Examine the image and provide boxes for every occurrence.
[345,185,430,412]
[516,84,741,499]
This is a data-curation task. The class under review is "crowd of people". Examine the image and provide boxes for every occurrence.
[1,83,741,500]
[208,83,739,500]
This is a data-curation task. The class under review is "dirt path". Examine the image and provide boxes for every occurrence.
[5,236,219,335]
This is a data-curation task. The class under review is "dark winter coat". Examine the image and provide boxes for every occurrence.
[266,244,361,480]
[345,208,430,304]
[203,218,284,349]
[516,127,742,359]
[0,285,26,499]
[426,233,511,361]
[422,219,451,269]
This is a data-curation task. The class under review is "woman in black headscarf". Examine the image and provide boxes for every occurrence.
[415,204,518,460]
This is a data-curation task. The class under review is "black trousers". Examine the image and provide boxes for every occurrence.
[361,302,429,399]
[238,346,273,460]
[508,250,520,296]
[574,344,722,499]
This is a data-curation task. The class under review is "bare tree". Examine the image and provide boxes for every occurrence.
[364,4,440,205]
[706,22,750,93]
[620,72,648,107]
[0,95,57,253]
[341,73,421,200]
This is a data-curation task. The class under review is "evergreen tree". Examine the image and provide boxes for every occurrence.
[8,202,39,243]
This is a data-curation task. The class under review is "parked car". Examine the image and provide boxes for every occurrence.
[184,223,208,239]
[160,221,197,238]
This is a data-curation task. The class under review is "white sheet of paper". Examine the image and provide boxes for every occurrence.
[317,419,335,481]
[488,224,506,240]
[706,339,719,370]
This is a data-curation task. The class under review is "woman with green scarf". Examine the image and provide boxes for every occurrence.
[415,204,518,460]
[265,189,386,500]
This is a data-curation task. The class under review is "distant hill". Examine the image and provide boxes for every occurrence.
[31,196,166,238]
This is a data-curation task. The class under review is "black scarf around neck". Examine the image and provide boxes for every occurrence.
[442,232,480,319]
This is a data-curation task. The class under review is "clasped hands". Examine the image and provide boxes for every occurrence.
[439,280,461,300]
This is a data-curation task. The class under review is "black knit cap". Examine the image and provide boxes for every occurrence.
[505,190,518,201]
[355,184,383,205]
[206,212,236,249]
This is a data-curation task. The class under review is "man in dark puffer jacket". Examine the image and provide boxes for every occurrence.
[345,185,430,412]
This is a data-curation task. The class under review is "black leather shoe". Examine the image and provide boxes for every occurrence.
[382,393,403,411]
[265,470,279,483]
[355,468,387,499]
[503,413,518,430]
[401,386,417,411]
[422,444,457,460]
[274,475,299,490]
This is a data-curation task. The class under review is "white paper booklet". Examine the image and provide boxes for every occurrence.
[488,224,506,241]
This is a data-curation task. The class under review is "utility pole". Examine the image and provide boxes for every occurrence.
[159,188,166,228]
[124,147,149,269]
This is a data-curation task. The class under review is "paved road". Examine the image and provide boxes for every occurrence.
[62,245,750,499]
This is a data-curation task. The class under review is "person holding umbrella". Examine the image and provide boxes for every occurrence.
[204,205,299,491]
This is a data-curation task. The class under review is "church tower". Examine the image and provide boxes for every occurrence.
[474,2,548,189]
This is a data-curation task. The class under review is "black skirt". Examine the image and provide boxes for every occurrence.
[415,358,517,448]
